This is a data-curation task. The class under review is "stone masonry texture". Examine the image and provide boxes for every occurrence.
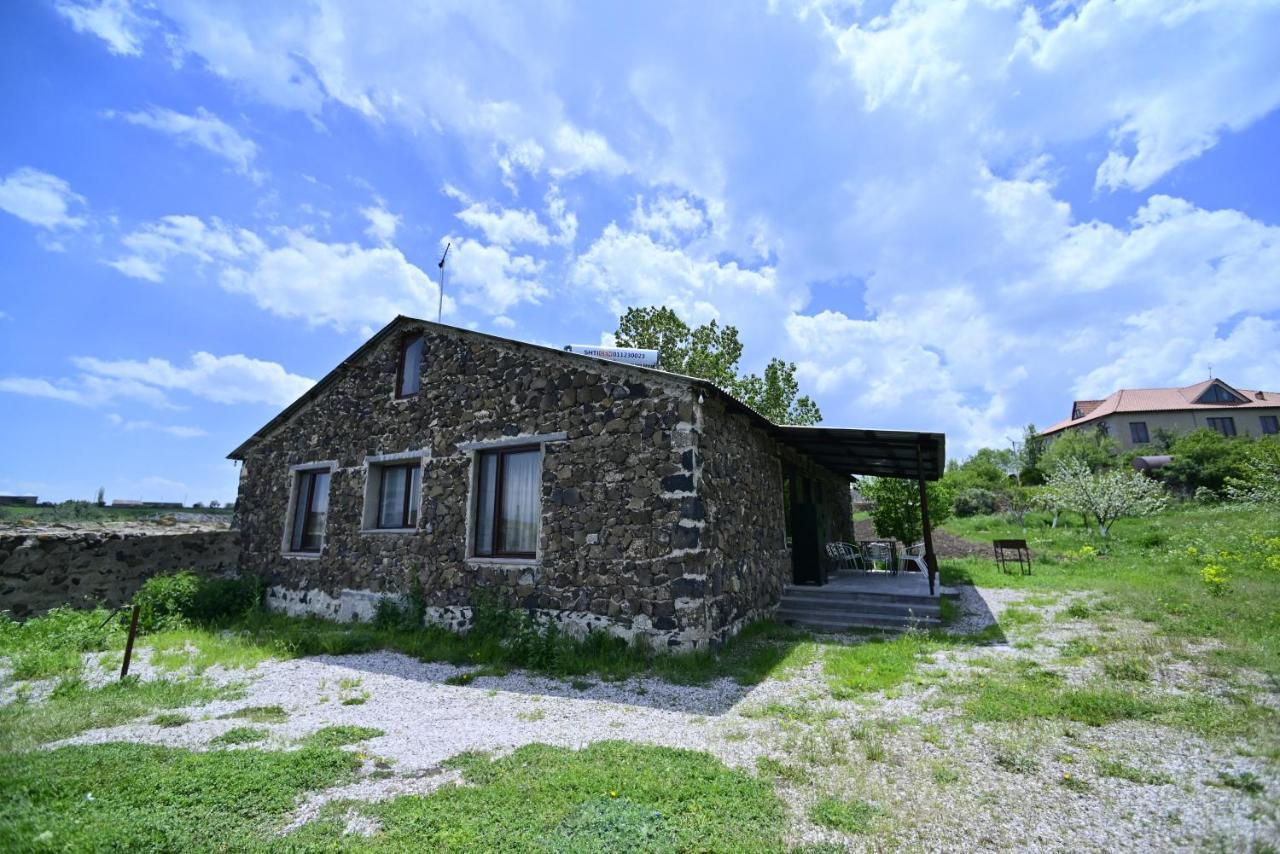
[234,320,853,649]
[1,529,239,619]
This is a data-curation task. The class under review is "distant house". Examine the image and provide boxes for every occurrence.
[1041,378,1280,449]
[228,316,945,649]
[0,495,38,507]
[111,500,185,509]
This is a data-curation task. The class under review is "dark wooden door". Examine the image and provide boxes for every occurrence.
[791,503,825,585]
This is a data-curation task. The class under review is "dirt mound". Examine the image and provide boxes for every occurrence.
[852,519,991,559]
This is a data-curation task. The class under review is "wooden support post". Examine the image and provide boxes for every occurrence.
[120,604,140,680]
[916,443,938,596]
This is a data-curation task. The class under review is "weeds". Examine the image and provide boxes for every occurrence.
[809,796,879,834]
[1096,758,1173,785]
[211,727,269,745]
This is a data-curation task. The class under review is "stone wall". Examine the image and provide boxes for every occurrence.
[234,320,854,649]
[0,529,240,619]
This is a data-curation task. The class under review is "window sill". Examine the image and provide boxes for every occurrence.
[281,551,323,560]
[360,527,418,535]
[466,556,540,567]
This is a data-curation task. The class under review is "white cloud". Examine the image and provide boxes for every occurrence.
[550,124,628,177]
[0,168,87,230]
[571,224,782,327]
[361,204,400,244]
[631,196,708,244]
[108,215,261,281]
[819,0,1280,192]
[446,185,552,248]
[55,0,145,56]
[106,413,206,438]
[73,352,315,406]
[1,352,313,410]
[219,230,452,330]
[110,106,261,180]
[444,237,549,315]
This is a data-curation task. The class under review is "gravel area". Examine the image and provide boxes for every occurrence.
[10,585,1279,851]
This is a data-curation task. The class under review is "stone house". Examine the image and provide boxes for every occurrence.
[229,316,944,649]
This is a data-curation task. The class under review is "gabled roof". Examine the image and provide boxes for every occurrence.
[1043,379,1278,436]
[229,315,946,480]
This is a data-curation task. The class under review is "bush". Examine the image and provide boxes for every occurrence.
[953,488,999,517]
[133,572,262,632]
[133,572,202,632]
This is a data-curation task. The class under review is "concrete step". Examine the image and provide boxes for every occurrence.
[777,598,941,619]
[781,588,940,609]
[774,608,941,632]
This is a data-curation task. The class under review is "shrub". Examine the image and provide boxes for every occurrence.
[133,572,262,632]
[132,572,202,632]
[861,476,953,544]
[953,488,999,518]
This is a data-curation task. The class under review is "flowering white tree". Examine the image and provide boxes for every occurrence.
[1045,458,1168,537]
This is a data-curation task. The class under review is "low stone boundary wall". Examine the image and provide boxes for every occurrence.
[0,529,240,619]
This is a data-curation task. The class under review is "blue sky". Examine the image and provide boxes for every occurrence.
[2,0,1279,504]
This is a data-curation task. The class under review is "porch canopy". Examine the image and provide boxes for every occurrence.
[768,426,946,481]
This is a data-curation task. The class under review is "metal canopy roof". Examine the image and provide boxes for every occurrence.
[768,425,946,481]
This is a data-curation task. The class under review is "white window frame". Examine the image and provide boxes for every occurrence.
[460,432,565,565]
[281,460,338,559]
[361,449,430,534]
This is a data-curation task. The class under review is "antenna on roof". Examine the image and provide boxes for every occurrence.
[436,242,451,324]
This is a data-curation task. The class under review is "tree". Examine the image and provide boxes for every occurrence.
[860,476,953,545]
[95,486,105,507]
[1162,428,1251,495]
[615,305,822,425]
[1044,458,1167,537]
[1039,428,1119,474]
[1225,436,1280,504]
[1017,424,1047,484]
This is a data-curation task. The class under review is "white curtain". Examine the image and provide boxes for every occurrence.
[499,451,540,554]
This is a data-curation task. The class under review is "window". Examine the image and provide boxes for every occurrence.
[474,446,541,558]
[289,468,331,553]
[1261,415,1279,435]
[375,463,421,529]
[1196,383,1243,404]
[396,334,424,398]
[1129,422,1149,444]
[1206,416,1236,437]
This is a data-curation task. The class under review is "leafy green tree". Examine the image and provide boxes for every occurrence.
[1039,428,1119,474]
[1225,436,1280,504]
[615,306,822,425]
[1017,424,1047,484]
[1162,428,1252,495]
[860,476,953,545]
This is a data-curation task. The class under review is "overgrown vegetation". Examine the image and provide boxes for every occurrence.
[287,741,786,851]
[943,503,1280,676]
[0,743,358,850]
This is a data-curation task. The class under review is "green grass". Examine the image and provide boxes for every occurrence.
[808,796,879,834]
[1096,758,1173,785]
[301,725,385,748]
[285,741,786,851]
[942,503,1280,675]
[0,743,357,850]
[219,704,288,724]
[0,501,233,525]
[0,676,231,753]
[211,726,269,745]
[150,712,190,728]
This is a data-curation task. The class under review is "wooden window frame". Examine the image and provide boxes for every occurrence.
[376,463,420,530]
[1206,416,1237,437]
[473,445,540,559]
[291,469,327,553]
[1261,415,1279,436]
[395,334,424,399]
[1129,421,1149,444]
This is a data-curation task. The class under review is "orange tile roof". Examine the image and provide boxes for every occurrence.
[1042,379,1279,435]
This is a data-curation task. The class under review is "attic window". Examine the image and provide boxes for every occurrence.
[396,334,424,398]
[1196,383,1243,404]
